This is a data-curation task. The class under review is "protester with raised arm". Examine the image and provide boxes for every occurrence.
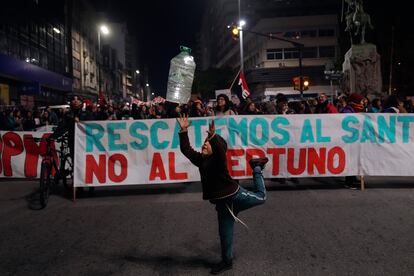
[177,114,269,274]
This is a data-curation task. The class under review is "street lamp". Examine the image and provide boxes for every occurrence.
[231,26,305,98]
[237,0,245,72]
[98,25,110,50]
[231,0,308,98]
[97,24,110,98]
[134,69,141,99]
[145,82,151,101]
[100,25,109,35]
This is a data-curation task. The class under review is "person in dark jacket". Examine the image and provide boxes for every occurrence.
[52,95,82,157]
[382,95,402,113]
[23,111,36,131]
[5,109,17,130]
[130,103,140,119]
[52,96,94,194]
[177,114,268,274]
[341,92,365,189]
[275,94,295,115]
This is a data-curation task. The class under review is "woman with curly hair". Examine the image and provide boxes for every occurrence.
[214,94,235,116]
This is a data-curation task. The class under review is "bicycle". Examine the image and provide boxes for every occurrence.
[32,132,73,209]
[56,133,74,191]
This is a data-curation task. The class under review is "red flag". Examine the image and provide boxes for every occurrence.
[98,91,107,107]
[238,71,250,99]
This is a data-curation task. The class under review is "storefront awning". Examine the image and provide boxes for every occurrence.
[0,54,72,92]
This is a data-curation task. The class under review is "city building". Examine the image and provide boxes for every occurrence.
[69,0,100,101]
[241,14,340,99]
[101,43,121,101]
[0,0,72,107]
[104,22,139,100]
[125,34,140,99]
[198,0,340,99]
[0,0,140,107]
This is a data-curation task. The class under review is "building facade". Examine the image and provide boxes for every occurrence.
[198,0,341,99]
[243,14,340,99]
[125,34,139,99]
[68,0,101,101]
[104,22,139,100]
[0,0,72,107]
[0,0,139,107]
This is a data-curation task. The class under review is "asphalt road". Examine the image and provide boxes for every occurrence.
[1,177,414,275]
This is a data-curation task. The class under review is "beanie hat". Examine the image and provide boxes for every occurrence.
[348,93,364,104]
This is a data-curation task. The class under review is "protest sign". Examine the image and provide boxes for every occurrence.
[73,114,414,187]
[0,131,56,178]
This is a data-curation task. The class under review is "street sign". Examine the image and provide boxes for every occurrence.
[324,70,343,80]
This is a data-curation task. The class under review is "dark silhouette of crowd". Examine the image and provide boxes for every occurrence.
[1,92,413,131]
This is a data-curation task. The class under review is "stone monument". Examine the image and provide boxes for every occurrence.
[342,0,382,98]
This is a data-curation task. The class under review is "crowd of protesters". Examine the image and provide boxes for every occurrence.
[1,92,414,131]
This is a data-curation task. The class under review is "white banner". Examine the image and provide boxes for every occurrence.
[74,114,414,187]
[0,131,55,178]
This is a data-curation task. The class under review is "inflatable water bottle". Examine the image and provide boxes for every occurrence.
[166,46,196,104]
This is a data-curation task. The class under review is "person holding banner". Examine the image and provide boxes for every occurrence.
[315,93,338,114]
[341,92,365,189]
[214,94,236,116]
[177,114,269,274]
[275,94,294,115]
[53,95,94,194]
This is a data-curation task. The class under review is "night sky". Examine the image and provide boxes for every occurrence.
[358,0,413,94]
[1,1,412,96]
[94,0,205,97]
[92,0,413,97]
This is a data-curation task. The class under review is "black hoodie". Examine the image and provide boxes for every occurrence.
[179,132,239,200]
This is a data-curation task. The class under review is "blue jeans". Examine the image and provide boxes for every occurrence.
[214,166,266,262]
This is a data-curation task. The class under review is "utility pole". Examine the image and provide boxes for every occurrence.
[298,46,303,99]
[388,26,394,95]
[97,30,101,95]
[231,1,305,99]
[249,31,305,98]
[238,0,244,72]
[97,25,110,99]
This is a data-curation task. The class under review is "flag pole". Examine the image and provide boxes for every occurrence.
[229,69,241,91]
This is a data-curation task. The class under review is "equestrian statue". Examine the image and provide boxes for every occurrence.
[342,0,374,44]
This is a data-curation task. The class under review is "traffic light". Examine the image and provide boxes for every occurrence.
[303,76,309,91]
[230,24,240,40]
[292,76,310,91]
[293,76,300,90]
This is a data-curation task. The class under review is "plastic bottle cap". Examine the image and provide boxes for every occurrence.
[180,45,192,54]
